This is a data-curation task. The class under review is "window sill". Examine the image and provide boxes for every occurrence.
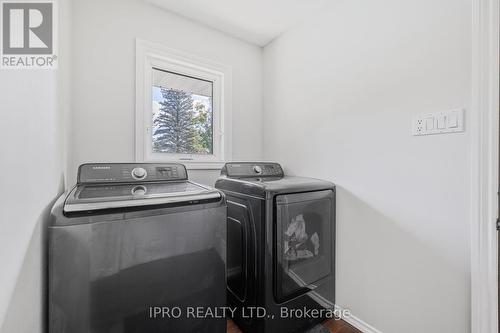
[137,160,225,170]
[182,161,225,170]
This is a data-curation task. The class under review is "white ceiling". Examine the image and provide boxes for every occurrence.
[148,0,332,46]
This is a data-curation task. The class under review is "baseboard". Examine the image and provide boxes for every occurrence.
[343,313,383,333]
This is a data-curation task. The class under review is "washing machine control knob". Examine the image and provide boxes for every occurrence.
[131,167,147,180]
[253,165,262,174]
[131,185,147,196]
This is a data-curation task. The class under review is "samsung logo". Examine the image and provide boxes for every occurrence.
[92,166,110,170]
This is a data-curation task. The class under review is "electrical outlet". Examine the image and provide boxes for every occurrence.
[414,118,424,135]
[412,109,464,136]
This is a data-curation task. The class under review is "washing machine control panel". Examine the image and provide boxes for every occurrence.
[78,163,188,184]
[222,162,283,178]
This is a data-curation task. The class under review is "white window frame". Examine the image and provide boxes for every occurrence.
[135,39,232,169]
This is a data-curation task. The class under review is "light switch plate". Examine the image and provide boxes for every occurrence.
[412,109,464,136]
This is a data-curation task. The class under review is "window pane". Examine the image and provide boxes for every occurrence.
[151,68,213,155]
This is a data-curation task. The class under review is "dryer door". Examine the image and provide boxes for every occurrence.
[274,190,334,302]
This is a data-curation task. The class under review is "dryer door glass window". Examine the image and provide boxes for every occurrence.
[275,190,334,301]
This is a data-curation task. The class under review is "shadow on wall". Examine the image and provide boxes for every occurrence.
[335,186,469,333]
[1,176,64,333]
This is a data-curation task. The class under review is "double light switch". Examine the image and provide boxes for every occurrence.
[412,109,464,136]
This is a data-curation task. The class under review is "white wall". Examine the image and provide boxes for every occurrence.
[0,57,62,333]
[0,70,62,331]
[0,2,71,332]
[69,0,263,186]
[263,0,471,332]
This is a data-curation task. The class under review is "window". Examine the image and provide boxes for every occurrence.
[136,40,231,169]
[152,69,213,155]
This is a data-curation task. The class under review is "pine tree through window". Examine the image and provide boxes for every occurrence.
[152,68,213,155]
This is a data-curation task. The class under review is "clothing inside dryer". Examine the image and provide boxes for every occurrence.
[276,191,333,300]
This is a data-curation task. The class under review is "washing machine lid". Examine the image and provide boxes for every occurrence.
[63,163,221,213]
[64,181,221,213]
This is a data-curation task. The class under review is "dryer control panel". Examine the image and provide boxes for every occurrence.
[221,162,284,178]
[77,163,188,184]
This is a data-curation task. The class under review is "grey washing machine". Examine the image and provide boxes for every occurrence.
[215,162,335,333]
[48,163,226,333]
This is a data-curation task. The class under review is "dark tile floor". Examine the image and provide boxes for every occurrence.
[227,319,362,333]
